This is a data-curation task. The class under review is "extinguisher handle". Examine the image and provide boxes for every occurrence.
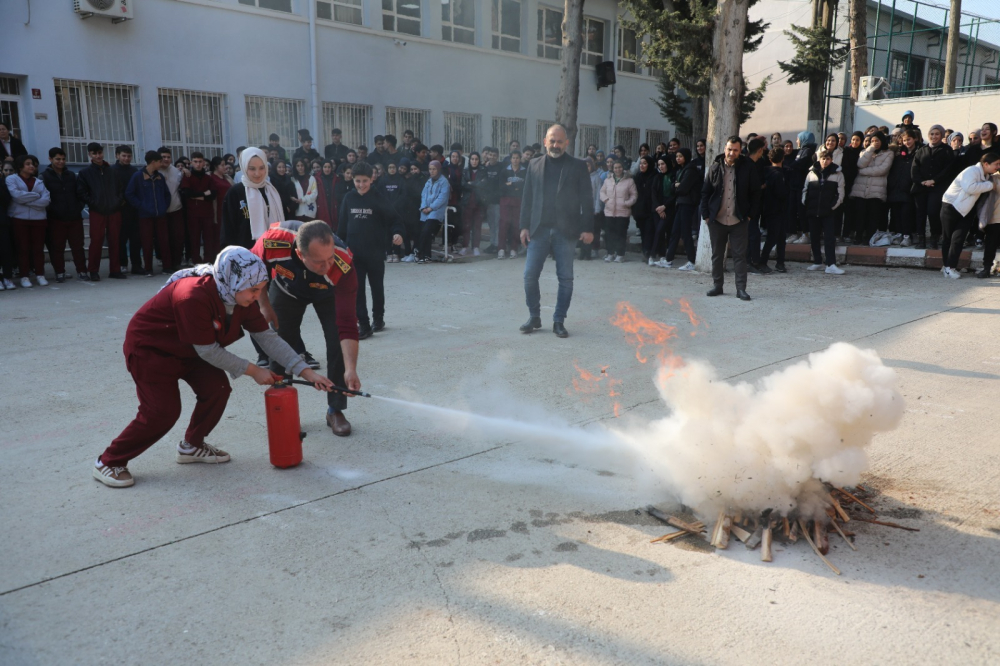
[278,378,372,398]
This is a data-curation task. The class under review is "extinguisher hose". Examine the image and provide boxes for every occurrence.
[277,378,372,398]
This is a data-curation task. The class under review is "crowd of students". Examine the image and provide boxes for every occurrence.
[4,112,1000,302]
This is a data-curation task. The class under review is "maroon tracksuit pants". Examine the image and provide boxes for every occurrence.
[100,351,232,467]
[88,211,122,274]
[140,216,171,273]
[13,219,47,277]
[48,219,87,275]
[187,211,215,264]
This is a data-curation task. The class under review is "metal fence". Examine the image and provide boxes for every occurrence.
[492,116,527,152]
[245,95,304,150]
[443,111,481,153]
[536,119,556,144]
[386,106,430,145]
[614,127,640,159]
[158,88,227,160]
[54,79,140,164]
[322,102,372,151]
[578,124,607,154]
[645,129,668,150]
[865,0,1000,98]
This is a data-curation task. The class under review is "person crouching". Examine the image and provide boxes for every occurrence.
[93,246,334,488]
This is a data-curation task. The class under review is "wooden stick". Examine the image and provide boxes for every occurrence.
[710,510,726,547]
[782,517,791,538]
[651,531,692,543]
[667,517,705,534]
[745,525,763,550]
[814,520,830,556]
[830,496,851,522]
[761,525,773,562]
[836,488,876,514]
[853,517,920,532]
[717,515,732,549]
[831,519,857,551]
[788,520,799,543]
[731,524,752,543]
[798,518,841,575]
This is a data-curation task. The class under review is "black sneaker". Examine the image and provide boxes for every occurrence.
[301,352,321,369]
[56,273,66,283]
[108,272,127,280]
[256,353,270,368]
[89,272,101,281]
[372,320,385,333]
[358,325,373,340]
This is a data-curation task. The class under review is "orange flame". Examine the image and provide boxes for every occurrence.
[678,298,707,337]
[572,361,603,395]
[610,302,680,364]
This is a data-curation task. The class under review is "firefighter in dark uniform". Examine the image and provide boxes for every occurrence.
[252,219,360,436]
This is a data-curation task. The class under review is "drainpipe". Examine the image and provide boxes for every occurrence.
[608,19,617,152]
[309,0,320,139]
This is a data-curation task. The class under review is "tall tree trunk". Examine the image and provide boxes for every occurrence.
[556,0,586,155]
[848,0,868,127]
[806,0,835,139]
[943,0,962,93]
[691,98,708,141]
[696,0,749,271]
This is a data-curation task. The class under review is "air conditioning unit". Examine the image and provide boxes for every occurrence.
[74,0,134,22]
[858,76,891,102]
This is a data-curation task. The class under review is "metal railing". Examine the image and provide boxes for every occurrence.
[492,116,527,152]
[385,107,430,145]
[158,89,228,160]
[614,127,640,159]
[322,102,372,152]
[245,95,304,150]
[54,79,140,164]
[443,111,482,153]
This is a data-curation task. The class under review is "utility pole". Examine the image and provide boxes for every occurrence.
[555,0,586,154]
[848,0,868,126]
[942,0,961,94]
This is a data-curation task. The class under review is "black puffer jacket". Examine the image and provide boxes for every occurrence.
[673,164,701,206]
[910,142,954,194]
[41,167,84,221]
[76,160,123,215]
[887,145,915,203]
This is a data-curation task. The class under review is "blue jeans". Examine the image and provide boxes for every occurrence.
[523,226,575,323]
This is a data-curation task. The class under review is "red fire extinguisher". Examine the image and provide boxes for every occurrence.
[264,383,306,468]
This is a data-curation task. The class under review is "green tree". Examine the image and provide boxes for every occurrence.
[777,24,849,85]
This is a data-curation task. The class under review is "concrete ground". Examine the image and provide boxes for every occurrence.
[1,255,999,665]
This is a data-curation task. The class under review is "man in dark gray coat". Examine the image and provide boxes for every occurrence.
[518,125,594,338]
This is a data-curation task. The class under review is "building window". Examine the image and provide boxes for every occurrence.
[245,95,304,151]
[443,0,475,45]
[492,0,521,52]
[615,127,640,160]
[618,27,638,74]
[537,7,562,60]
[646,130,668,150]
[578,124,607,155]
[238,0,293,12]
[386,107,431,144]
[444,112,481,153]
[322,102,372,151]
[0,77,21,141]
[317,0,362,25]
[536,119,556,144]
[582,17,605,67]
[492,117,527,153]
[889,52,925,96]
[54,79,139,164]
[383,0,421,36]
[158,89,227,159]
[926,62,944,94]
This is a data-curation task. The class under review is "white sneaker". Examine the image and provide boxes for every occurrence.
[20,277,32,288]
[473,248,481,257]
[36,275,49,286]
[509,248,517,258]
[614,254,624,263]
[825,264,845,275]
[945,267,961,279]
[890,233,903,245]
[648,257,656,266]
[677,262,695,271]
[93,459,134,488]
[2,279,14,290]
[401,254,415,262]
[794,234,811,244]
[807,264,825,271]
[900,235,912,247]
[497,249,505,259]
[604,253,614,263]
[656,258,671,268]
[176,441,231,464]
[457,247,469,257]
[786,234,800,244]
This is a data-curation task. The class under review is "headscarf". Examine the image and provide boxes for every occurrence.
[930,124,946,136]
[162,246,269,308]
[239,148,284,239]
[797,131,817,146]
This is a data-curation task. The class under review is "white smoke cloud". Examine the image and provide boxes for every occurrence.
[614,342,905,518]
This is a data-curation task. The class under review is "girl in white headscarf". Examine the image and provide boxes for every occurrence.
[92,246,334,489]
[220,147,285,249]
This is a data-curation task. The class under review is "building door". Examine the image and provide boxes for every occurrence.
[0,76,23,141]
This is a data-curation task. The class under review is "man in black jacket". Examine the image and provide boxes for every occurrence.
[700,136,761,301]
[518,124,594,338]
[76,142,126,280]
[41,148,87,282]
[324,128,351,166]
[112,146,142,274]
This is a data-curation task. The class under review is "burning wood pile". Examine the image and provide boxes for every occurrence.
[647,484,918,575]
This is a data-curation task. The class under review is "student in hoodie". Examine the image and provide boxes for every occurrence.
[112,146,142,275]
[940,153,1000,279]
[895,110,919,131]
[497,150,527,259]
[7,154,51,287]
[649,154,676,266]
[759,147,791,273]
[802,148,846,275]
[417,161,451,263]
[849,131,894,246]
[314,159,340,229]
[126,151,173,276]
[77,142,126,280]
[379,161,406,262]
[787,131,817,244]
[180,152,218,263]
[292,130,321,165]
[338,162,403,338]
[42,148,87,283]
[839,132,864,242]
[460,152,485,256]
[911,124,954,250]
[663,147,700,271]
[887,129,917,246]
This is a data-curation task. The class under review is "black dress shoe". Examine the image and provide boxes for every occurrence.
[774,263,787,273]
[747,264,763,275]
[519,317,542,333]
[372,320,385,332]
[358,325,373,340]
[757,263,773,274]
[89,272,101,282]
[737,289,752,301]
[108,272,127,279]
[976,269,990,278]
[706,286,724,297]
[553,322,568,338]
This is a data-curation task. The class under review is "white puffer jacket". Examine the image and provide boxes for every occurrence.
[850,146,894,201]
[944,163,995,217]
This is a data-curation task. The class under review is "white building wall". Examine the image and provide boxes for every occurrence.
[856,89,1000,133]
[1,0,671,163]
